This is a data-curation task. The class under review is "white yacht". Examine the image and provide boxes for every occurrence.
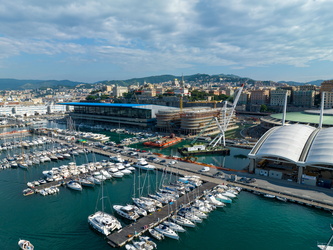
[66,180,82,191]
[113,205,140,221]
[154,224,179,240]
[107,167,124,178]
[120,169,132,175]
[88,211,122,236]
[18,239,34,250]
[100,169,112,179]
[205,194,226,207]
[93,171,107,181]
[133,158,156,171]
[109,154,124,163]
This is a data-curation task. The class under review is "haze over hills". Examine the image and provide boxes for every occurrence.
[0,74,328,90]
[0,79,87,90]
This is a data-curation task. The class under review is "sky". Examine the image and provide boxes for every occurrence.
[0,0,333,83]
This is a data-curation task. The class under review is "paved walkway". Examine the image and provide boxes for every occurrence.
[46,136,333,210]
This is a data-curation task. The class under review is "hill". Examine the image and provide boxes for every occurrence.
[278,80,326,86]
[0,79,86,90]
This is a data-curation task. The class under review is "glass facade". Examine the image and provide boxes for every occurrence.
[73,106,152,119]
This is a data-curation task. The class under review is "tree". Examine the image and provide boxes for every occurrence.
[86,95,98,101]
[260,104,268,112]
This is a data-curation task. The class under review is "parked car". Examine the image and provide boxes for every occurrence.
[246,178,256,183]
[199,167,210,172]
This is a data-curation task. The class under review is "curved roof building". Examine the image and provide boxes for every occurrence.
[249,124,333,168]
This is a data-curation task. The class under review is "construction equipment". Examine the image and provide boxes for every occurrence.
[187,100,223,109]
[208,84,244,147]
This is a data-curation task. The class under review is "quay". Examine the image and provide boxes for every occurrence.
[33,135,333,213]
[106,181,217,248]
[0,129,30,139]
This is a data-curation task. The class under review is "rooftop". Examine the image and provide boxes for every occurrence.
[270,112,333,125]
[59,102,148,108]
[249,124,333,167]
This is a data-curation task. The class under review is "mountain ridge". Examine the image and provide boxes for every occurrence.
[0,74,330,90]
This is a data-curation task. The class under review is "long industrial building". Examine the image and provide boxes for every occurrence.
[61,102,238,135]
[248,124,333,188]
[61,102,176,128]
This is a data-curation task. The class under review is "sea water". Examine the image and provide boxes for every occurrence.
[0,125,331,249]
[0,151,331,249]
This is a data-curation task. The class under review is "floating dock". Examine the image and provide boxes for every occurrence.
[106,181,216,248]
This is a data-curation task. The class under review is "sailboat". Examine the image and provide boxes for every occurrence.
[88,172,122,236]
[317,224,333,249]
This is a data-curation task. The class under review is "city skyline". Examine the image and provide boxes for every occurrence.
[0,0,333,83]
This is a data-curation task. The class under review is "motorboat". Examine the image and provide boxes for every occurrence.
[87,175,101,185]
[93,171,107,182]
[107,167,124,178]
[110,154,124,163]
[18,162,28,169]
[154,224,179,240]
[88,211,122,236]
[120,169,132,175]
[170,215,195,227]
[223,191,237,198]
[133,158,156,171]
[276,196,287,202]
[138,236,157,249]
[100,169,112,179]
[66,180,82,191]
[214,193,232,203]
[23,188,34,196]
[205,194,226,208]
[263,194,276,199]
[162,220,186,232]
[18,239,34,250]
[113,205,140,221]
[149,228,165,241]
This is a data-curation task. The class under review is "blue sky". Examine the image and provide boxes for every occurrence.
[0,0,333,83]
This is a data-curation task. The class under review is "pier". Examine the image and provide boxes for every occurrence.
[106,181,216,248]
[30,134,333,212]
[36,135,333,211]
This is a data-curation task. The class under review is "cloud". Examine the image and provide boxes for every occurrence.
[0,0,333,80]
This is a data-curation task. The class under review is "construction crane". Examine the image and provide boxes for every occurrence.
[208,84,244,147]
[187,100,223,109]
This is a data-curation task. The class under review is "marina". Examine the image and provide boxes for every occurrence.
[0,125,332,249]
[107,181,217,247]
